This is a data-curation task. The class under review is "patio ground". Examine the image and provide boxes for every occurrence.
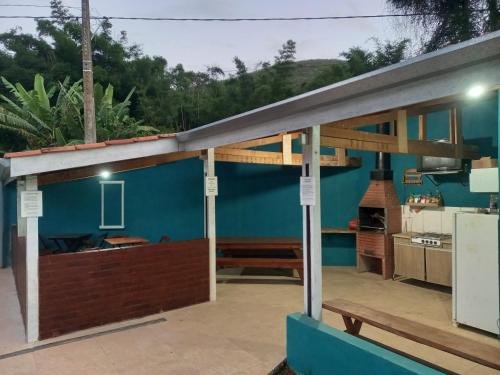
[0,266,498,375]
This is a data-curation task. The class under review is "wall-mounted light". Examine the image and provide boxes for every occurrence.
[466,84,486,99]
[100,170,111,179]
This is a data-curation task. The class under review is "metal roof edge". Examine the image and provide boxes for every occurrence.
[176,30,500,144]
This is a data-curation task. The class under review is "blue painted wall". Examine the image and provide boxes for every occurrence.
[287,312,443,375]
[2,95,498,268]
[37,158,205,246]
[392,96,498,208]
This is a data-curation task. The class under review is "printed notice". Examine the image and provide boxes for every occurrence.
[205,176,218,196]
[21,191,43,218]
[300,177,316,206]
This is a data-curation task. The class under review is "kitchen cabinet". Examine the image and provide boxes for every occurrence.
[392,234,452,287]
[425,244,452,286]
[394,238,425,281]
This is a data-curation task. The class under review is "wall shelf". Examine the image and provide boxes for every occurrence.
[407,202,442,209]
[322,227,357,235]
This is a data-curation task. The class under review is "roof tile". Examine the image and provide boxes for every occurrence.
[4,133,178,158]
[75,142,106,150]
[41,145,77,153]
[158,133,176,138]
[105,139,135,145]
[133,135,160,142]
[4,149,43,158]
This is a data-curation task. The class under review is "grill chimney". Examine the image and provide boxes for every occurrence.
[371,123,393,181]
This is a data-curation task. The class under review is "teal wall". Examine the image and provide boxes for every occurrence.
[287,313,443,375]
[37,158,205,246]
[392,96,498,208]
[2,95,498,268]
[216,148,372,267]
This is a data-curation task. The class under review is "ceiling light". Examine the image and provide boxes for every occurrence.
[100,170,111,179]
[466,85,485,98]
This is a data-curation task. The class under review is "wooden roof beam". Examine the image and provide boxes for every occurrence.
[225,132,301,149]
[214,147,361,167]
[38,151,200,185]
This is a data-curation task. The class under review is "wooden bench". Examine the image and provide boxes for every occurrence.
[217,237,303,281]
[323,299,500,370]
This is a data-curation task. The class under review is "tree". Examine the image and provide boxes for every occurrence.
[0,74,157,149]
[387,0,500,51]
[305,39,410,91]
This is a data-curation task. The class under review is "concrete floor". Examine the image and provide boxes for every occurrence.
[0,266,499,374]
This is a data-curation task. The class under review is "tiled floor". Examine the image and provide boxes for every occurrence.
[0,267,498,374]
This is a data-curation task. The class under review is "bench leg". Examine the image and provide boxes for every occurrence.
[342,315,363,335]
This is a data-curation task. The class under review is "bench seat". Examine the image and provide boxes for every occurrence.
[217,257,303,280]
[323,299,500,370]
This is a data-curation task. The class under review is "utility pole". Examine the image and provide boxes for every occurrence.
[81,0,96,143]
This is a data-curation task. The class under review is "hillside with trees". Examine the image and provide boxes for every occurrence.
[1,0,498,152]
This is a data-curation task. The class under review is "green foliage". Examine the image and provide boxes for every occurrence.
[0,74,156,149]
[387,0,500,51]
[0,1,412,152]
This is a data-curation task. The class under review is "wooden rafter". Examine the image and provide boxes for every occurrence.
[225,132,300,149]
[320,107,479,159]
[38,151,200,185]
[214,147,361,167]
[322,111,397,130]
[320,128,479,159]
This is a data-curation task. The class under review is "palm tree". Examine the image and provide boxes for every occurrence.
[0,74,159,150]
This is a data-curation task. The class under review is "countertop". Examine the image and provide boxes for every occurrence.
[392,232,452,244]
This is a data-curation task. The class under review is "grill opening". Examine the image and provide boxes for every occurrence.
[358,207,386,232]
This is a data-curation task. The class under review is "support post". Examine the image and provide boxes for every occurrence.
[397,110,408,153]
[204,148,216,301]
[418,115,426,140]
[24,176,39,342]
[282,133,293,165]
[301,126,322,320]
[81,0,96,143]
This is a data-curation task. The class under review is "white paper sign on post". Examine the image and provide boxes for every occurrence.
[205,176,218,196]
[300,177,316,206]
[21,191,43,218]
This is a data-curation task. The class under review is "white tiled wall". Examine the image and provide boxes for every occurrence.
[401,205,479,234]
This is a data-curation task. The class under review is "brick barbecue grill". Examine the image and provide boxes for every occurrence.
[357,124,401,279]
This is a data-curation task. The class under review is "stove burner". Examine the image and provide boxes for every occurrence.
[411,233,451,247]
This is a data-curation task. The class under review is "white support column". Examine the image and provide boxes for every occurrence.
[25,175,39,342]
[204,148,217,301]
[301,126,322,320]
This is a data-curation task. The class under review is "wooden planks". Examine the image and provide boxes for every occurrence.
[217,257,302,268]
[104,236,149,246]
[225,132,300,149]
[396,110,408,153]
[282,133,293,165]
[323,111,397,130]
[39,151,200,185]
[216,237,303,280]
[217,236,302,250]
[321,227,356,234]
[320,132,479,159]
[214,147,361,167]
[323,299,500,370]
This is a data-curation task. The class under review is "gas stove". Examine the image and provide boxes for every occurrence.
[411,232,451,247]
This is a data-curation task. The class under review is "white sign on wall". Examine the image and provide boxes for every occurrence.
[205,176,218,196]
[300,177,316,206]
[21,191,43,218]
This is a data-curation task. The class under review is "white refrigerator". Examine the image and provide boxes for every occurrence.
[453,212,499,334]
